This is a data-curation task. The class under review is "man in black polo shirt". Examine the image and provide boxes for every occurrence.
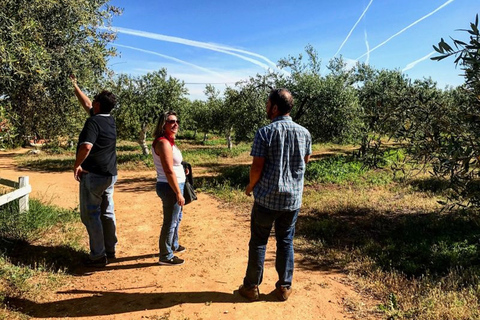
[70,75,118,267]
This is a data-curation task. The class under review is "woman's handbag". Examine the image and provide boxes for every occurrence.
[184,180,197,205]
[182,161,197,205]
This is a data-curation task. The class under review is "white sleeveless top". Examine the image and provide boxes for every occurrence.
[152,137,186,183]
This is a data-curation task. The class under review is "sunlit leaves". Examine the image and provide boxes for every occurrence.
[110,69,188,154]
[0,0,120,145]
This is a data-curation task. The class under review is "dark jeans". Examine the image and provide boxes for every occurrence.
[79,173,118,260]
[243,203,299,289]
[156,181,184,261]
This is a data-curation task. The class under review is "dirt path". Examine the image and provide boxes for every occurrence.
[1,149,377,320]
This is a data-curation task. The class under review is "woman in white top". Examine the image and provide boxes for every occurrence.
[152,111,187,266]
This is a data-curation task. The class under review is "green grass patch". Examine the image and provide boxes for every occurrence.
[0,198,83,318]
[182,144,250,165]
[0,199,77,241]
[305,155,367,184]
[305,154,395,186]
[117,153,154,170]
[116,144,142,152]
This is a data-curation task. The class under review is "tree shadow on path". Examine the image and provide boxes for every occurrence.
[6,289,278,317]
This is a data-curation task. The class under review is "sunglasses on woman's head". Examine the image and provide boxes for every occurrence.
[166,119,180,124]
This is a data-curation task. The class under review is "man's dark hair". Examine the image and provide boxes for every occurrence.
[268,88,293,115]
[94,90,117,113]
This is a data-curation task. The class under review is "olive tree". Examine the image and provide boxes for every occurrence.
[425,14,480,207]
[0,0,120,145]
[278,46,362,143]
[112,69,187,155]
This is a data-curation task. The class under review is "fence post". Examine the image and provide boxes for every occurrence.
[18,176,29,213]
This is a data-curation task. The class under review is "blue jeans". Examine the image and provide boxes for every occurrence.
[243,203,299,289]
[156,182,184,261]
[79,173,118,260]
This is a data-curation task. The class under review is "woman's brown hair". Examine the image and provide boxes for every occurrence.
[153,110,178,140]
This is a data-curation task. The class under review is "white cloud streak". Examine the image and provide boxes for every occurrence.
[402,51,435,72]
[334,0,374,58]
[110,26,288,74]
[357,0,455,60]
[364,29,370,64]
[113,44,229,79]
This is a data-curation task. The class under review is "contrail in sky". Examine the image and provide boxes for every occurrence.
[364,29,370,64]
[334,0,374,58]
[110,26,286,74]
[357,0,455,60]
[113,44,229,79]
[402,51,435,72]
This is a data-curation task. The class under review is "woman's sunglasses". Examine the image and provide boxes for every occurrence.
[166,119,180,124]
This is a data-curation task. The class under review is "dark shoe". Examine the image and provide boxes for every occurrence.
[84,256,107,268]
[158,256,184,266]
[238,285,259,301]
[275,286,292,301]
[106,252,116,259]
[174,245,186,253]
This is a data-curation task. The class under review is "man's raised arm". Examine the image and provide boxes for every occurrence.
[69,75,92,114]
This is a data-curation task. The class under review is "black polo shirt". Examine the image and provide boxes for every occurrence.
[77,111,117,176]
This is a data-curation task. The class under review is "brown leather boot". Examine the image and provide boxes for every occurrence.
[238,285,260,301]
[275,286,292,301]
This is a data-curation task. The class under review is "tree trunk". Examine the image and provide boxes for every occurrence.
[138,124,150,156]
[203,132,208,143]
[226,129,233,149]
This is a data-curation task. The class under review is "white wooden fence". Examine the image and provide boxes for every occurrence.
[0,176,31,213]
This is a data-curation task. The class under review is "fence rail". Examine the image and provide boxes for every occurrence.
[0,176,31,213]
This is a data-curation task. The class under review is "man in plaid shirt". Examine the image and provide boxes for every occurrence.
[239,88,312,302]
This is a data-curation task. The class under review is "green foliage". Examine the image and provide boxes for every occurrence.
[225,80,270,145]
[189,99,212,141]
[111,69,188,155]
[189,82,269,148]
[0,0,120,145]
[278,47,363,143]
[432,14,480,92]
[396,14,480,208]
[305,156,366,184]
[0,104,17,149]
[0,199,77,241]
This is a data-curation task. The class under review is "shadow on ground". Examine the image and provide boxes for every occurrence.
[6,289,279,317]
[115,177,156,193]
[0,237,84,273]
[195,164,250,189]
[296,206,480,277]
[16,158,73,172]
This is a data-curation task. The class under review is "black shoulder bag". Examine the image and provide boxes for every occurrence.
[182,161,197,205]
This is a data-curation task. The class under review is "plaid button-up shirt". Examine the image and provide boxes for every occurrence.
[251,115,312,211]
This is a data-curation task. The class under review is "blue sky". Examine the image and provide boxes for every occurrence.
[107,0,479,100]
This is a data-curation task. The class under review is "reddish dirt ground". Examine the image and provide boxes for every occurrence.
[0,149,379,320]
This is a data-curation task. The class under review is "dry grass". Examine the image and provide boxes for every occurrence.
[296,177,480,319]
